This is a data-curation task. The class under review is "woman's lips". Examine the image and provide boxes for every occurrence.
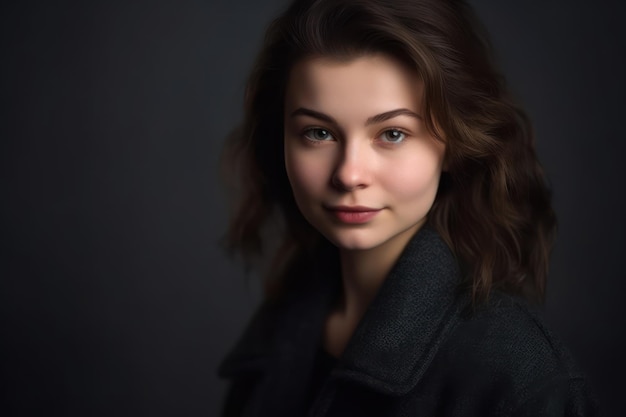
[324,205,382,224]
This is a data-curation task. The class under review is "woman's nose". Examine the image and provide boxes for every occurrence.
[331,141,372,191]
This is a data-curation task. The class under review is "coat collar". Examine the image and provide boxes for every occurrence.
[218,226,467,396]
[333,226,466,395]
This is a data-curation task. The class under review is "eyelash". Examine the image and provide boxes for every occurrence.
[301,127,410,145]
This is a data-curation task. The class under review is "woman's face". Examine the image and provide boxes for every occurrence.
[283,53,445,253]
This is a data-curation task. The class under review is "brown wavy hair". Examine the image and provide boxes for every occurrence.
[220,0,557,304]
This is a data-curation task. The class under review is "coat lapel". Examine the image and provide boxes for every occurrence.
[329,226,465,394]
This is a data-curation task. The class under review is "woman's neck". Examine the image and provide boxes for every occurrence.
[322,222,427,358]
[337,249,391,321]
[335,221,425,321]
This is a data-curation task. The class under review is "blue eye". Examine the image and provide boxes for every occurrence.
[304,128,334,141]
[381,129,406,143]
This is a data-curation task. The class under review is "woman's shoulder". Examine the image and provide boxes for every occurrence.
[453,292,572,365]
[432,291,598,415]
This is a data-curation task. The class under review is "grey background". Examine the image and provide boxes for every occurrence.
[1,0,624,416]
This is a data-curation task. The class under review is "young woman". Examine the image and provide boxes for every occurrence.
[218,0,598,415]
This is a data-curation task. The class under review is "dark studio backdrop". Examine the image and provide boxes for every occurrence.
[1,0,624,416]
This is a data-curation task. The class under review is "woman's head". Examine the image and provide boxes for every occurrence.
[223,0,556,303]
[284,53,445,257]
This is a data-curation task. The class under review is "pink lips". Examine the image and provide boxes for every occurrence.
[325,205,382,224]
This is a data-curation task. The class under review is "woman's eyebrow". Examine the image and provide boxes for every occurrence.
[289,107,422,125]
[366,108,422,125]
[289,108,336,124]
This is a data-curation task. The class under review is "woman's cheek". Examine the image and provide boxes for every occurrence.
[382,152,442,199]
[286,147,331,197]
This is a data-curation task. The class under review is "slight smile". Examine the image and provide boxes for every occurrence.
[324,205,383,224]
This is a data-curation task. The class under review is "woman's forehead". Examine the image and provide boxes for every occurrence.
[284,54,424,121]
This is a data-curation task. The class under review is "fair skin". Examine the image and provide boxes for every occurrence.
[283,54,446,358]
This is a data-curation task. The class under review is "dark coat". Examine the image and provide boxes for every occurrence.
[218,227,598,416]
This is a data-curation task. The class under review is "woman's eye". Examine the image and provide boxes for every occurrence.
[380,129,406,143]
[303,128,334,141]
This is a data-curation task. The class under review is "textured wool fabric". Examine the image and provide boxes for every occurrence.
[218,227,599,416]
